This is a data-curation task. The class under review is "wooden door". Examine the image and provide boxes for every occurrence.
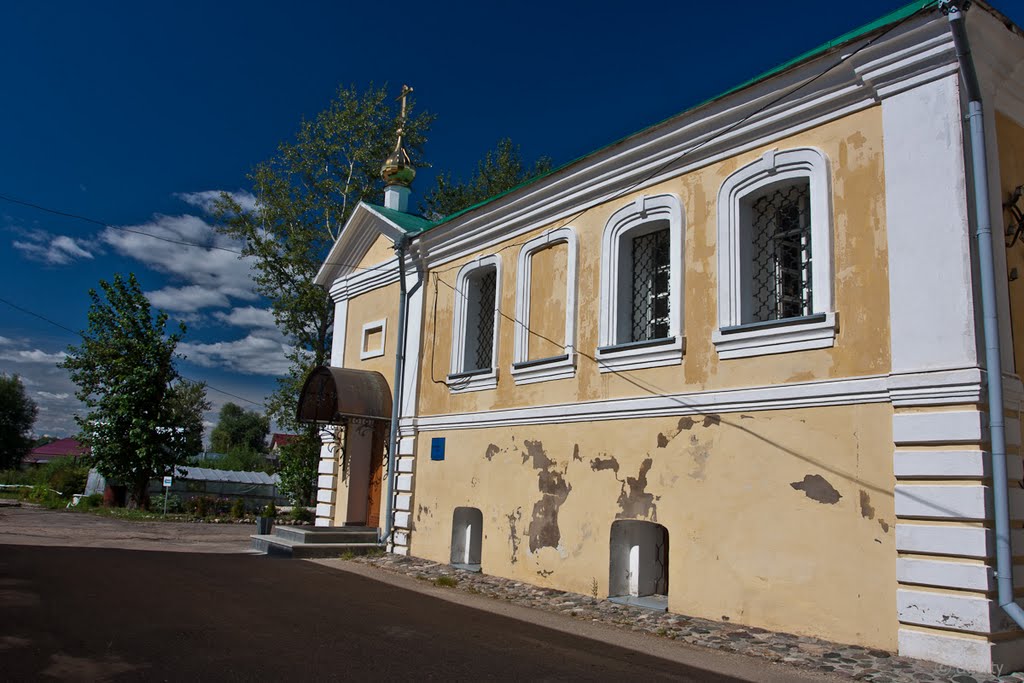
[365,424,385,528]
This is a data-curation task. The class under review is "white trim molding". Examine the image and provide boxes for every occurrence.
[596,193,685,372]
[448,254,502,393]
[359,318,387,360]
[714,147,836,359]
[511,226,578,385]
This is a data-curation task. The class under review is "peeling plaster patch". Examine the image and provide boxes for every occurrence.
[416,504,431,522]
[572,444,582,462]
[660,414,722,447]
[506,508,522,564]
[485,444,500,461]
[537,569,554,578]
[790,474,842,505]
[619,458,658,520]
[878,518,890,533]
[591,455,659,520]
[859,490,875,519]
[471,476,479,488]
[590,456,619,473]
[524,440,572,553]
[740,414,754,420]
[689,438,711,481]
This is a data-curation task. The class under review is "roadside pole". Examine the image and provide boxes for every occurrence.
[162,475,172,516]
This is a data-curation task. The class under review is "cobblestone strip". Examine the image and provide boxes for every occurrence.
[348,553,1024,683]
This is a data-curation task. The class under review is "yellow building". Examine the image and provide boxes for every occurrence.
[306,1,1024,673]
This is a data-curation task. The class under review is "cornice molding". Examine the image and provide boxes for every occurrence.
[414,13,957,270]
[410,367,999,432]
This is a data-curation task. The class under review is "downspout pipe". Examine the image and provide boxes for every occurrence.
[382,235,423,547]
[945,2,1024,628]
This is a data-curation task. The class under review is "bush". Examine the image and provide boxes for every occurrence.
[146,493,183,514]
[77,493,104,510]
[184,495,232,518]
[26,484,63,508]
[39,459,89,497]
[230,498,246,519]
[291,506,314,523]
[0,469,35,486]
[261,501,277,518]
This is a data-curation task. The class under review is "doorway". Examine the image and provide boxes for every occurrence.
[608,520,669,611]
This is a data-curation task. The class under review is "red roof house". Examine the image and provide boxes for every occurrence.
[26,438,89,465]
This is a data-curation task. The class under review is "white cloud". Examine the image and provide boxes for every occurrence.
[146,285,231,313]
[212,306,278,331]
[177,190,257,215]
[12,231,95,265]
[37,391,70,400]
[179,334,291,376]
[102,213,259,310]
[0,348,67,364]
[0,340,82,436]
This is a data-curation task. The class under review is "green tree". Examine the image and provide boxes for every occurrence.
[420,138,552,220]
[209,402,269,454]
[214,84,433,504]
[0,374,37,469]
[60,273,210,507]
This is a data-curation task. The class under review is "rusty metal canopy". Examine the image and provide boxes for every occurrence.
[296,366,392,424]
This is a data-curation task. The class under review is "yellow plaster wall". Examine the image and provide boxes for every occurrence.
[409,402,897,649]
[995,111,1024,373]
[417,105,891,416]
[528,242,568,360]
[358,234,396,270]
[343,282,399,377]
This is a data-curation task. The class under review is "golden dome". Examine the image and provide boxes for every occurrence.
[381,145,415,187]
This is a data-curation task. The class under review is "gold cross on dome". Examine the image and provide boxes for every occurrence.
[397,84,413,120]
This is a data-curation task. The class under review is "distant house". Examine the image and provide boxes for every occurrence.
[25,438,88,466]
[267,433,298,466]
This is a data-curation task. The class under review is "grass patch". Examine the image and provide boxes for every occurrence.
[433,575,458,588]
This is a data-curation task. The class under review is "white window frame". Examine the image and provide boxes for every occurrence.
[448,254,502,393]
[596,193,685,373]
[713,147,837,359]
[359,318,387,360]
[511,227,578,384]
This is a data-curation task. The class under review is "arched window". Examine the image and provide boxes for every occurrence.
[448,255,502,392]
[713,147,837,359]
[596,194,685,372]
[511,226,578,384]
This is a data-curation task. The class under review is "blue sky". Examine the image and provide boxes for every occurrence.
[3,1,1021,438]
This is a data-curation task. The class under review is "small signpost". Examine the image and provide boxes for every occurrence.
[162,475,173,515]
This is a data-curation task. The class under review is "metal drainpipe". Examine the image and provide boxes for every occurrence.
[382,236,423,548]
[945,2,1024,628]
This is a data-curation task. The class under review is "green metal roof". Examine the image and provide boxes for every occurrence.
[365,202,436,234]
[418,0,939,234]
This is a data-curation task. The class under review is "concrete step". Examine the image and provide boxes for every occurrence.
[272,525,378,545]
[250,534,384,559]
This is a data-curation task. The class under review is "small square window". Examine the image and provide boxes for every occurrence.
[359,319,386,360]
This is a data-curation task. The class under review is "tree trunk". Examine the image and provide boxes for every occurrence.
[128,477,150,510]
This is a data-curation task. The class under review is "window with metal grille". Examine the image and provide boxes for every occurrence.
[630,227,671,341]
[749,181,811,322]
[463,267,497,371]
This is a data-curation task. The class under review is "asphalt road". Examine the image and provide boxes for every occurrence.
[1,544,797,682]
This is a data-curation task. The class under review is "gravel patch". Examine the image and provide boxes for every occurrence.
[348,553,1024,683]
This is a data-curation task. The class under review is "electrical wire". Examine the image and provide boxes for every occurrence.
[0,295,266,407]
[426,0,940,394]
[0,192,394,275]
[430,0,939,276]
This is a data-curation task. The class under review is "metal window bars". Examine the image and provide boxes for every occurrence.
[750,183,812,322]
[468,268,497,371]
[630,228,671,342]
